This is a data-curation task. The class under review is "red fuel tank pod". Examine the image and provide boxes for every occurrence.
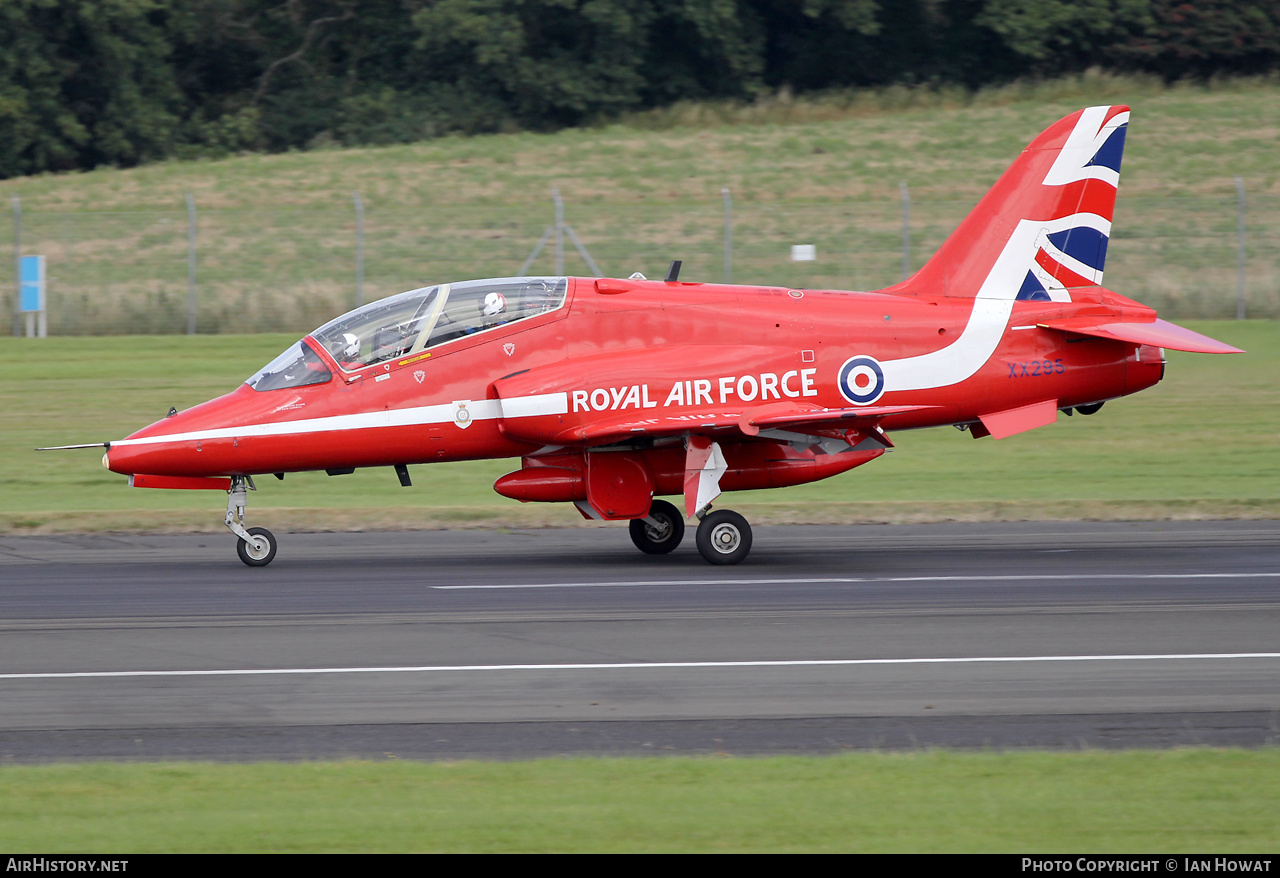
[493,467,586,503]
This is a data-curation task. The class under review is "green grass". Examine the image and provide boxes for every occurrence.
[0,321,1275,534]
[1,74,1277,334]
[1,750,1276,852]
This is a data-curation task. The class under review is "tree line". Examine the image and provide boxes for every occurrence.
[2,0,1277,178]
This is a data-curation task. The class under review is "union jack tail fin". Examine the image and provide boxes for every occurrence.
[890,105,1130,301]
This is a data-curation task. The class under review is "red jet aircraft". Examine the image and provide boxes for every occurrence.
[53,105,1243,566]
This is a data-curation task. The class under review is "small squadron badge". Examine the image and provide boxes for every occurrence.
[503,342,516,356]
[414,370,425,384]
[453,400,473,429]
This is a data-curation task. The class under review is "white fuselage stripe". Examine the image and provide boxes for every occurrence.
[111,392,568,447]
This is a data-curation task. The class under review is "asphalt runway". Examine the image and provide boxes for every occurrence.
[0,520,1277,762]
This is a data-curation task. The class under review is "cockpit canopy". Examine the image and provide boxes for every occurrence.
[247,277,568,391]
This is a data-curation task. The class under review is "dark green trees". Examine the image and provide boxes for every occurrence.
[1,0,1276,177]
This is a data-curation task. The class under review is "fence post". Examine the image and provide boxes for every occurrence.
[353,191,365,307]
[552,188,564,276]
[11,196,19,337]
[185,193,197,335]
[1234,176,1246,320]
[722,187,733,283]
[899,181,911,282]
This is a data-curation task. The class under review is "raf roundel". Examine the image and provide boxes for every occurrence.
[838,355,886,405]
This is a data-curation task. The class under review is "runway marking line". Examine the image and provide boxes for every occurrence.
[430,572,1280,589]
[4,653,1278,681]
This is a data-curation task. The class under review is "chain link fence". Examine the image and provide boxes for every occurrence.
[9,188,1277,336]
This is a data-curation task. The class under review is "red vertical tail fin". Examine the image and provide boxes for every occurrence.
[888,105,1130,302]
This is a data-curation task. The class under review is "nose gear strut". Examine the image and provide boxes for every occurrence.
[225,475,277,567]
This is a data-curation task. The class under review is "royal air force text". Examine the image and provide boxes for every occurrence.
[571,371,819,413]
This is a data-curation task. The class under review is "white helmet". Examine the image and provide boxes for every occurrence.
[481,292,506,317]
[342,332,360,359]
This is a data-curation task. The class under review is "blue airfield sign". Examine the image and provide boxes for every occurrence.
[18,254,46,337]
[19,255,44,312]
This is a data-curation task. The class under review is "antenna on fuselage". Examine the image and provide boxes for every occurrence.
[665,260,682,283]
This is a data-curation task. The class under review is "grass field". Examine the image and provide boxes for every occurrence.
[1,750,1277,852]
[0,320,1274,534]
[1,74,1277,335]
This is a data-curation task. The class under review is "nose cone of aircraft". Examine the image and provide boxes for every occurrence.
[105,385,266,478]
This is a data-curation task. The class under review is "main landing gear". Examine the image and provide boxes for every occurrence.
[694,509,752,565]
[629,499,685,555]
[628,499,754,565]
[226,476,278,567]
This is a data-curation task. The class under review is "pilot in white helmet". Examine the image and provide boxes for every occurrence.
[341,332,360,361]
[481,292,506,317]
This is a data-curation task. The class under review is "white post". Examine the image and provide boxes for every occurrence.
[552,188,564,276]
[11,196,19,337]
[354,191,365,307]
[899,181,911,282]
[1234,176,1246,320]
[185,193,197,335]
[722,187,732,283]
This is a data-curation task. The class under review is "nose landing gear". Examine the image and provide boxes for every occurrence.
[226,476,277,567]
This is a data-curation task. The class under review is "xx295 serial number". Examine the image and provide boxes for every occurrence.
[1007,359,1065,378]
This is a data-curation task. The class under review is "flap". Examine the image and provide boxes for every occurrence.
[559,402,941,445]
[738,402,941,436]
[977,399,1060,440]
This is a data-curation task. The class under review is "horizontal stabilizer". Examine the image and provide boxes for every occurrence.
[1037,317,1243,354]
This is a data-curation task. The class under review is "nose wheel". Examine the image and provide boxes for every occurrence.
[695,509,752,565]
[235,526,278,567]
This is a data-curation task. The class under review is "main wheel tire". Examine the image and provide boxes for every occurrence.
[236,526,278,567]
[629,499,685,555]
[695,509,752,565]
